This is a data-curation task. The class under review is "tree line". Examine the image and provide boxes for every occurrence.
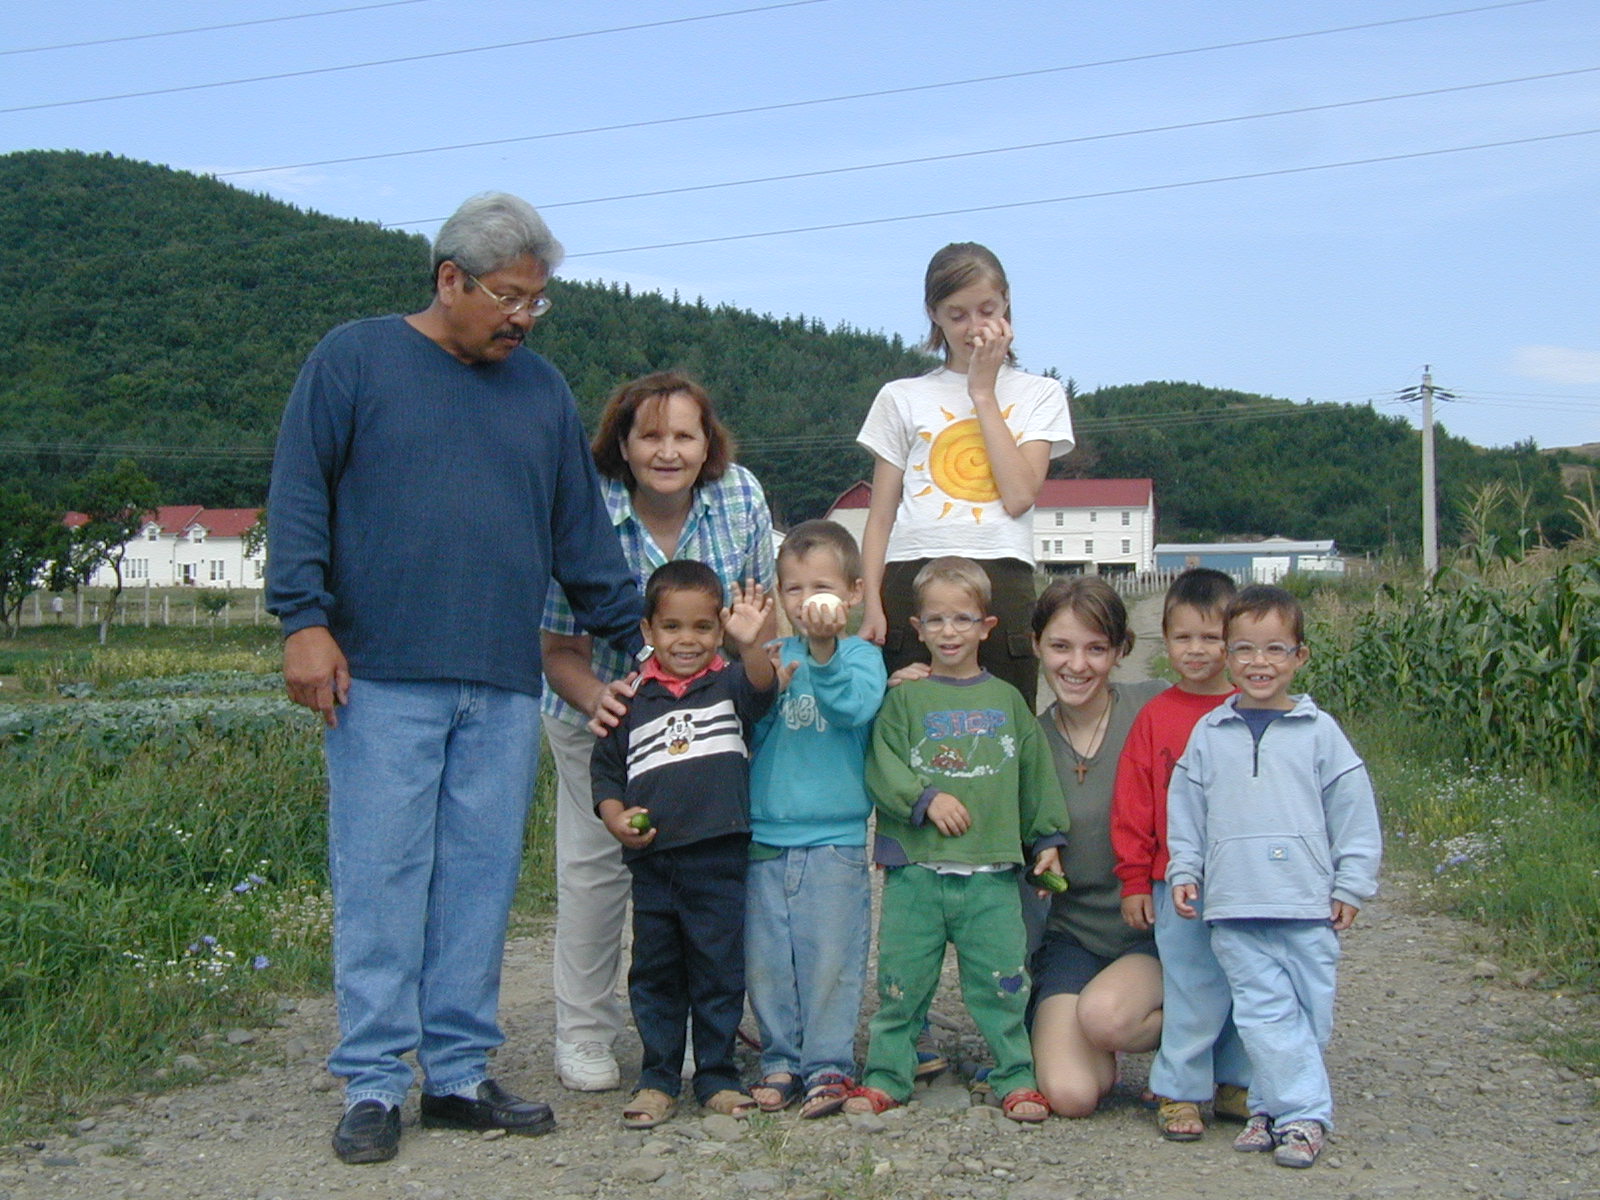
[0,148,1578,569]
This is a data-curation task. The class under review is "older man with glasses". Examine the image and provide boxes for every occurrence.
[267,192,643,1165]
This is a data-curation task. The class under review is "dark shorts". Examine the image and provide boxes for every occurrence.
[1026,927,1159,1023]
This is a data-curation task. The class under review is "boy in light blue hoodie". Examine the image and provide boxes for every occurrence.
[1167,585,1381,1170]
[745,521,887,1120]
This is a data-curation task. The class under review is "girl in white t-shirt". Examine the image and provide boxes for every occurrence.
[856,243,1074,700]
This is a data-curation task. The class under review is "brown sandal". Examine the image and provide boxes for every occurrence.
[750,1074,802,1113]
[797,1073,854,1120]
[1156,1096,1204,1141]
[702,1089,758,1119]
[622,1088,676,1129]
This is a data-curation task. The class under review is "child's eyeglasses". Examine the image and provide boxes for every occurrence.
[916,613,981,632]
[1227,641,1300,663]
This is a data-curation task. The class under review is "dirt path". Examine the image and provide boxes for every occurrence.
[8,598,1597,1198]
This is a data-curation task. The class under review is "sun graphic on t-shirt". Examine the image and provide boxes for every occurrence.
[909,405,1021,522]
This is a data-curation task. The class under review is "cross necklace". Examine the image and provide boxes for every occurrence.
[1055,692,1113,784]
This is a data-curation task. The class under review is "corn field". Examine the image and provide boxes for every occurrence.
[1307,550,1600,782]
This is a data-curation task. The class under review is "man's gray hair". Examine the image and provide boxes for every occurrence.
[431,192,565,280]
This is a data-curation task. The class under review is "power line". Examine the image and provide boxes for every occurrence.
[207,0,1559,181]
[523,66,1600,214]
[0,0,837,114]
[0,1,433,57]
[557,127,1600,260]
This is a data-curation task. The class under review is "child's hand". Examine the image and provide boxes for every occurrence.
[1330,900,1360,932]
[585,674,638,737]
[1029,846,1063,898]
[1172,882,1200,919]
[601,803,657,850]
[797,594,849,642]
[926,791,971,837]
[767,642,801,693]
[1120,894,1155,932]
[858,606,887,646]
[967,316,1014,393]
[722,578,773,648]
[887,661,932,687]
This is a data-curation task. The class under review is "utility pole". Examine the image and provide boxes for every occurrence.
[1420,367,1438,573]
[1397,367,1456,575]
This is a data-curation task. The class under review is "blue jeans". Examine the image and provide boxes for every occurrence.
[1210,918,1340,1130]
[1148,882,1252,1104]
[744,844,870,1084]
[324,678,541,1108]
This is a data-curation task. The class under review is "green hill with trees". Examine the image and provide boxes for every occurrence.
[0,149,1574,553]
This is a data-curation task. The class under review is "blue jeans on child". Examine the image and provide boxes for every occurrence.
[627,834,749,1103]
[324,678,542,1108]
[1209,918,1340,1130]
[745,844,870,1084]
[1149,881,1252,1105]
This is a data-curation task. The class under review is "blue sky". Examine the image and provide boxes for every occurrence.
[2,0,1596,450]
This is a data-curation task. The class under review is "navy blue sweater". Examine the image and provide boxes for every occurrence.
[266,315,642,695]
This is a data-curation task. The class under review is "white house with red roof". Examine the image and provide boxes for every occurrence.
[825,477,1156,574]
[63,505,266,589]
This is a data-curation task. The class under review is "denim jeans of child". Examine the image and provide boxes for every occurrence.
[745,844,870,1084]
[1210,917,1339,1130]
[324,678,541,1108]
[1149,881,1253,1105]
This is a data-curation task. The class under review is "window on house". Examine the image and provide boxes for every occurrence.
[125,559,147,581]
[1089,510,1098,523]
[1085,539,1094,555]
[180,564,197,585]
[1121,511,1131,526]
[189,529,205,544]
[145,527,159,541]
[1054,539,1064,554]
[1054,512,1063,527]
[253,560,265,579]
[1121,539,1131,555]
[210,561,226,582]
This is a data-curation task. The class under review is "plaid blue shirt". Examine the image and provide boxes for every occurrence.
[541,462,776,726]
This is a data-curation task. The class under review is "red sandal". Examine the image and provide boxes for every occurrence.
[1001,1087,1051,1123]
[841,1085,899,1115]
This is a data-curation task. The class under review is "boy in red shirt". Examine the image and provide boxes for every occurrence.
[1110,568,1248,1141]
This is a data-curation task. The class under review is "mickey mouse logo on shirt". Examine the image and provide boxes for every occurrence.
[665,713,693,755]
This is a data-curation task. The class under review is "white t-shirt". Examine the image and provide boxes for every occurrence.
[856,365,1074,564]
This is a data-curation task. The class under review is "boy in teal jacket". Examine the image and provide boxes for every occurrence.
[848,557,1067,1123]
[746,521,887,1119]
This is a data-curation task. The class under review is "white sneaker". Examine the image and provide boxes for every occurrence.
[554,1038,620,1092]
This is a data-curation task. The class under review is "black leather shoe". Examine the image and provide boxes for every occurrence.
[332,1100,400,1164]
[419,1080,557,1135]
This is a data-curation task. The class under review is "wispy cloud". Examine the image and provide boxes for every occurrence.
[1513,345,1600,385]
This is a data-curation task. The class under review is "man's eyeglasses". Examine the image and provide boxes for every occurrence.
[1227,641,1301,663]
[465,272,553,318]
[916,613,982,633]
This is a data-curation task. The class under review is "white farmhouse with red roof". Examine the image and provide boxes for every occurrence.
[62,505,266,589]
[825,477,1156,575]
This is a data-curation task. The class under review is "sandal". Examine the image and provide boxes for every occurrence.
[1001,1087,1051,1124]
[750,1073,803,1113]
[622,1087,676,1129]
[1213,1083,1250,1123]
[841,1085,899,1116]
[1156,1096,1204,1141]
[797,1073,854,1120]
[702,1089,758,1119]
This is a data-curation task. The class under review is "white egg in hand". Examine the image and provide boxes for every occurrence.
[805,592,844,621]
